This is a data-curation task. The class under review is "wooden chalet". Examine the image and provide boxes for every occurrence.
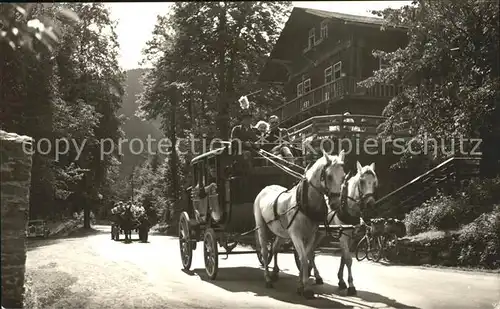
[259,7,407,128]
[257,8,481,218]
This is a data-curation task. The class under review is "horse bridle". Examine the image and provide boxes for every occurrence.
[308,156,343,200]
[344,170,376,207]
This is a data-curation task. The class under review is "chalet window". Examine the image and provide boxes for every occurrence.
[324,66,333,83]
[308,28,315,49]
[379,57,390,70]
[320,20,328,39]
[297,82,304,97]
[333,61,342,80]
[303,78,311,93]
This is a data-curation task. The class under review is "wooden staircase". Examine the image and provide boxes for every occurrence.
[375,156,481,218]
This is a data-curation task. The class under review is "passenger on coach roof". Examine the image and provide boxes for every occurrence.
[267,115,294,163]
[230,110,259,170]
[254,120,270,141]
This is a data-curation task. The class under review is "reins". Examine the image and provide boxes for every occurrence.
[328,169,377,238]
[255,149,343,234]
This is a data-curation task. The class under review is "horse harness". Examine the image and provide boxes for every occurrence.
[327,170,377,231]
[270,158,341,233]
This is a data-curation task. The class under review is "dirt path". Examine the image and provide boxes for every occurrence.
[25,225,500,309]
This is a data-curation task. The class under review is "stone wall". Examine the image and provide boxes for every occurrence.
[1,130,34,309]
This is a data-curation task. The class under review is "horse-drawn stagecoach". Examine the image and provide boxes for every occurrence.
[177,137,372,297]
[178,144,298,279]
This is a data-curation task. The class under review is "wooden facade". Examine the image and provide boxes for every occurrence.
[259,8,408,127]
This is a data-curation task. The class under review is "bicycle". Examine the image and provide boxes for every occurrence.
[355,218,400,262]
[355,219,384,261]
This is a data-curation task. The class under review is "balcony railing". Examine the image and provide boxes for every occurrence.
[273,76,404,124]
[287,114,410,142]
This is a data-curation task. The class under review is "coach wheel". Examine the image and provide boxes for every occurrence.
[293,249,312,277]
[179,212,193,270]
[204,228,219,280]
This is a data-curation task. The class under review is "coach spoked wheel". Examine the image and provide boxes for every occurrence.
[293,249,313,277]
[179,211,193,271]
[204,228,219,280]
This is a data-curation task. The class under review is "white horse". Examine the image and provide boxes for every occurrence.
[308,161,378,296]
[254,150,346,298]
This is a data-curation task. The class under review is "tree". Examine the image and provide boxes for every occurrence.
[0,3,79,55]
[139,1,292,139]
[1,3,80,219]
[360,0,500,177]
[54,3,124,227]
[1,3,125,225]
[138,2,292,220]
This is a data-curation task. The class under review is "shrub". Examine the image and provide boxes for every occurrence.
[404,203,433,235]
[427,195,462,230]
[456,205,500,269]
[460,177,500,216]
[404,193,462,235]
[404,177,500,237]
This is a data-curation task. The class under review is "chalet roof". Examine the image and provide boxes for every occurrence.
[259,7,406,83]
[302,7,386,26]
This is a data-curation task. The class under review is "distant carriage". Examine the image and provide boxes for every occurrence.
[110,204,150,242]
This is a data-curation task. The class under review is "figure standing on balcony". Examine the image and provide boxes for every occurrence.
[267,115,294,163]
[342,111,355,131]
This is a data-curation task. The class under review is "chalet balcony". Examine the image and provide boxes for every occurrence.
[287,114,410,142]
[273,76,404,124]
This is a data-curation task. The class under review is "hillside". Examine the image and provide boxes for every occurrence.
[118,68,164,178]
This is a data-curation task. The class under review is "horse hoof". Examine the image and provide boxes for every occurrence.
[303,289,315,299]
[338,281,347,290]
[347,287,357,296]
[265,281,273,289]
[315,277,324,285]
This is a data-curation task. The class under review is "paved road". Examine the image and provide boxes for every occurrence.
[26,225,499,309]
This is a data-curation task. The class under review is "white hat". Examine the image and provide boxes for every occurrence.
[238,96,250,109]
